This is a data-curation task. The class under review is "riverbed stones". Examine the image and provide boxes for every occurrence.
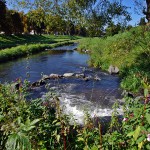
[108,65,119,74]
[63,73,74,77]
[31,71,102,88]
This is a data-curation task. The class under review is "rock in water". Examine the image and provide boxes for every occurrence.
[49,73,61,79]
[63,73,74,77]
[108,65,119,74]
[75,73,85,78]
[114,66,119,74]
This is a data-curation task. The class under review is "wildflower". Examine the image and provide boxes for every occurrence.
[147,134,150,141]
[123,118,128,122]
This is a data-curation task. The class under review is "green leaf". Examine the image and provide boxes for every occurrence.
[148,128,150,132]
[144,88,149,97]
[146,144,150,150]
[0,115,4,122]
[91,145,99,150]
[133,126,141,141]
[78,137,84,142]
[136,136,145,144]
[56,135,60,143]
[146,113,150,124]
[138,142,143,149]
[30,118,41,126]
[55,122,61,126]
[38,141,43,146]
[127,131,134,137]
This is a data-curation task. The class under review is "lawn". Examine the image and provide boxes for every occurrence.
[0,34,81,49]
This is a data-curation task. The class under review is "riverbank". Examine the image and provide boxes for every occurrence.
[78,26,150,93]
[0,41,76,63]
[0,34,80,49]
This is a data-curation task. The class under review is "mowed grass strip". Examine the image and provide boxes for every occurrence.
[0,41,74,62]
[0,34,81,49]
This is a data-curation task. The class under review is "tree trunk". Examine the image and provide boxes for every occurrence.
[144,0,150,22]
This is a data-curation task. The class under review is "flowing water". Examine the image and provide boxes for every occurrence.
[0,43,123,124]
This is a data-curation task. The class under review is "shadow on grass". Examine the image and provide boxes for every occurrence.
[0,34,81,49]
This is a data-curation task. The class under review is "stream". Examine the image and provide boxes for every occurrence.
[0,43,123,124]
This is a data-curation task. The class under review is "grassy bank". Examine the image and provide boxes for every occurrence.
[0,41,75,62]
[78,26,150,93]
[0,34,80,49]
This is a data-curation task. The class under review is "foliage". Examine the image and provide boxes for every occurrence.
[139,17,146,26]
[0,78,150,149]
[3,0,131,36]
[105,22,124,36]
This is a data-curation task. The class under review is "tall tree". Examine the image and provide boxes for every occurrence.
[9,10,24,34]
[0,0,7,31]
[27,9,46,35]
[143,0,150,22]
[139,17,146,25]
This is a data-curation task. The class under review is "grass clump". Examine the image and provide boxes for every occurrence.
[78,26,150,93]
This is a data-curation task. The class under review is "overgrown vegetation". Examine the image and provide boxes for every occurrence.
[78,26,150,93]
[0,78,150,150]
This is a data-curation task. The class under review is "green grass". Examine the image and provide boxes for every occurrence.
[78,26,150,92]
[0,41,75,62]
[0,34,81,62]
[0,34,81,49]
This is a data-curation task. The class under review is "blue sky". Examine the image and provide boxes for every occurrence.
[122,0,145,26]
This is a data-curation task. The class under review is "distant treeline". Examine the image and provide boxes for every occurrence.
[0,0,147,36]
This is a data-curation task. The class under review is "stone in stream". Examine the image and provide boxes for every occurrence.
[94,76,101,81]
[31,79,46,87]
[63,73,74,77]
[108,65,119,74]
[41,74,62,80]
[83,75,92,81]
[49,73,62,79]
[75,73,85,78]
[42,75,49,79]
